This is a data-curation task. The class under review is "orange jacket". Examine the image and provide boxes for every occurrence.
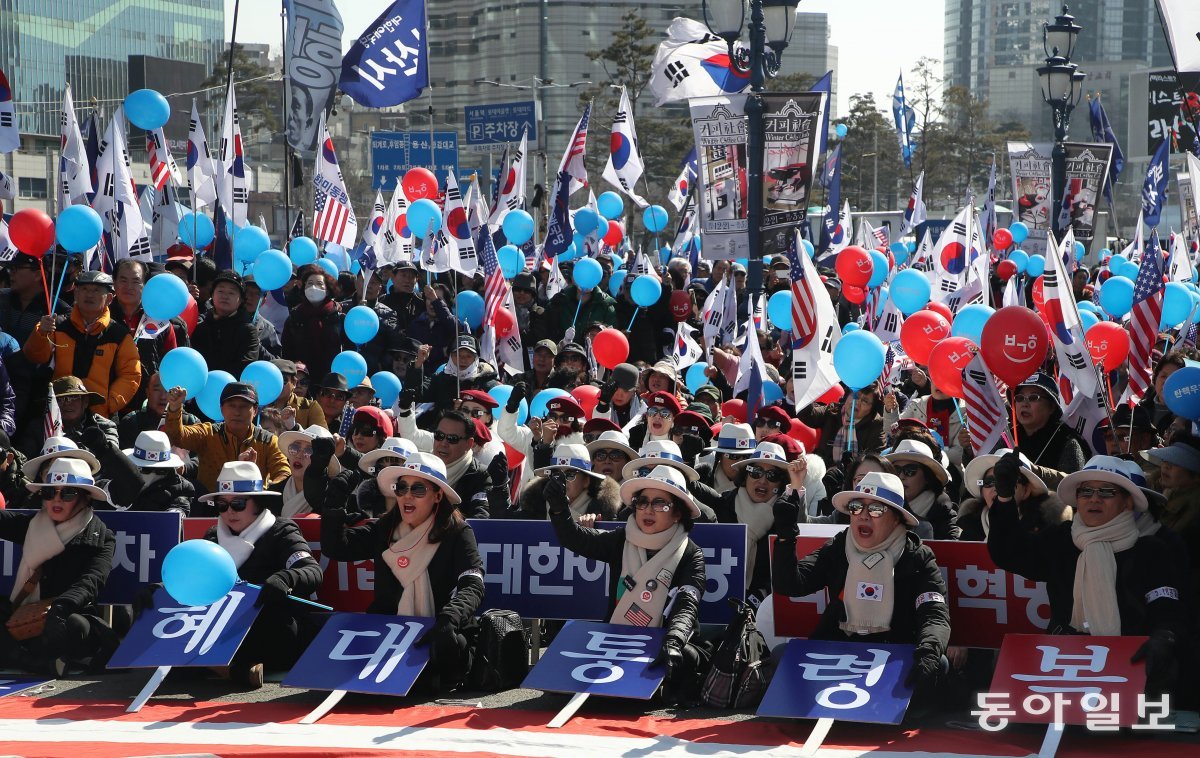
[23,307,142,417]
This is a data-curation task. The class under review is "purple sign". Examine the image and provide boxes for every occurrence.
[522,620,666,699]
[283,612,432,696]
[107,586,262,669]
[757,640,915,724]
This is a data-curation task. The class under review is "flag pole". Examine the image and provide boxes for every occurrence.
[281,0,293,228]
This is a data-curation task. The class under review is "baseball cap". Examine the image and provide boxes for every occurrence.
[220,382,258,405]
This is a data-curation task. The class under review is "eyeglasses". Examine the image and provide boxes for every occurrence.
[43,487,82,502]
[555,469,580,482]
[754,418,783,429]
[216,498,250,513]
[672,426,706,437]
[1013,393,1046,404]
[978,476,996,489]
[591,450,629,463]
[895,464,923,478]
[462,407,489,419]
[433,431,467,445]
[286,442,313,458]
[846,500,889,518]
[319,389,349,401]
[646,407,674,419]
[1076,486,1120,500]
[744,465,786,483]
[393,481,431,497]
[351,424,381,437]
[547,412,575,423]
[632,496,674,513]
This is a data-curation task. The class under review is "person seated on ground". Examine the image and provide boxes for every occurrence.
[0,458,118,677]
[772,471,951,704]
[276,424,341,518]
[958,449,1067,541]
[320,452,485,693]
[514,442,621,522]
[988,454,1193,702]
[547,464,709,703]
[884,439,962,541]
[121,431,194,515]
[699,422,755,490]
[1009,372,1089,487]
[585,430,637,484]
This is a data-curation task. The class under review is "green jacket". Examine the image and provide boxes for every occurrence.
[548,286,617,340]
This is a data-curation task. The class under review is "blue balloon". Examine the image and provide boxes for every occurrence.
[630,275,662,307]
[573,258,603,290]
[488,384,529,425]
[560,242,580,262]
[1162,282,1192,327]
[323,245,349,272]
[1026,254,1046,278]
[835,123,848,139]
[371,371,402,407]
[502,210,535,246]
[530,388,570,418]
[890,269,932,315]
[162,540,238,606]
[685,363,710,394]
[767,290,793,330]
[1108,253,1128,270]
[1078,300,1099,314]
[609,268,628,297]
[124,89,171,131]
[906,241,917,253]
[1117,260,1141,280]
[951,304,994,343]
[142,274,189,321]
[408,199,442,238]
[331,351,368,389]
[1163,367,1200,420]
[252,250,292,291]
[344,305,381,344]
[801,239,814,258]
[315,258,339,279]
[197,370,235,421]
[875,286,888,319]
[868,250,889,288]
[178,212,215,249]
[574,207,600,236]
[240,360,284,405]
[456,290,485,330]
[234,225,270,265]
[572,231,587,254]
[597,191,624,220]
[842,322,861,334]
[159,347,208,400]
[643,205,669,233]
[762,381,784,404]
[1099,276,1135,317]
[55,205,103,253]
[833,330,886,390]
[1009,221,1030,244]
[289,236,319,266]
[1074,241,1086,262]
[889,241,908,266]
[1008,250,1029,274]
[1079,310,1100,332]
[497,244,524,278]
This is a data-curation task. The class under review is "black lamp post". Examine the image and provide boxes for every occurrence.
[702,0,801,309]
[1037,4,1085,240]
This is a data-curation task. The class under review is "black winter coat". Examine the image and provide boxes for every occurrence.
[320,508,484,629]
[689,484,775,607]
[0,508,115,615]
[957,493,1070,542]
[549,505,704,649]
[203,517,322,626]
[191,308,260,378]
[1014,418,1090,488]
[513,474,622,520]
[130,471,196,515]
[908,491,962,541]
[450,457,504,519]
[773,529,951,657]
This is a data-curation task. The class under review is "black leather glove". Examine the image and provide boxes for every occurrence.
[773,495,802,540]
[324,469,356,509]
[677,432,705,464]
[41,602,72,650]
[506,381,527,414]
[414,614,453,647]
[310,436,336,474]
[1132,629,1178,693]
[904,648,943,688]
[992,451,1022,500]
[79,425,111,455]
[598,381,617,406]
[652,638,683,674]
[544,470,569,514]
[487,451,509,488]
[255,572,292,609]
[133,583,163,620]
[398,385,418,411]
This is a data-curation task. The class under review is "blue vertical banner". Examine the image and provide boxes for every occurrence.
[340,0,428,108]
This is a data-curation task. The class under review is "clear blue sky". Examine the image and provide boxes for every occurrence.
[226,0,945,115]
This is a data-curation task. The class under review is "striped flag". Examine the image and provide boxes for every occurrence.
[1125,229,1165,403]
[559,103,592,196]
[313,116,358,247]
[962,353,1009,455]
[146,127,182,191]
[784,232,818,346]
[289,211,305,241]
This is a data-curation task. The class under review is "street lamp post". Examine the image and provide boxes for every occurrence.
[1037,4,1085,241]
[702,0,802,308]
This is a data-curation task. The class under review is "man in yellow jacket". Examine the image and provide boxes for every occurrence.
[24,270,142,418]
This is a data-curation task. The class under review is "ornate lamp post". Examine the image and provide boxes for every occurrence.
[1037,5,1085,240]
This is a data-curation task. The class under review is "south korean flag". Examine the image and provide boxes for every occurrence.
[856,582,884,601]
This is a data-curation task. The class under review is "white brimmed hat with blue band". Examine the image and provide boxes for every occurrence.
[704,422,756,456]
[359,436,419,475]
[884,439,950,484]
[122,430,185,469]
[26,457,110,504]
[377,451,462,505]
[621,439,699,482]
[585,430,637,460]
[1057,455,1149,512]
[831,471,918,527]
[535,442,606,480]
[618,464,701,519]
[198,461,282,502]
[962,448,1047,499]
[731,441,791,472]
[22,435,100,480]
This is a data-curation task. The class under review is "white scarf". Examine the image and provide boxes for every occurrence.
[648,427,672,442]
[444,357,481,381]
[282,476,312,519]
[840,526,908,635]
[610,517,687,628]
[1071,511,1139,636]
[734,486,778,587]
[217,508,276,569]
[908,490,936,519]
[713,464,737,493]
[385,516,439,617]
[444,449,474,488]
[10,507,93,604]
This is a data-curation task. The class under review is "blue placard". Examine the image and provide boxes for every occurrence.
[371,130,459,190]
[283,612,431,696]
[0,510,180,605]
[522,620,666,699]
[107,586,262,669]
[463,101,537,149]
[757,639,916,724]
[0,677,50,697]
[469,519,745,625]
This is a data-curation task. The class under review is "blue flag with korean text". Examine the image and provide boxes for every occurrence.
[818,145,842,254]
[543,171,573,261]
[340,0,428,108]
[812,70,833,157]
[1142,139,1170,227]
[1088,98,1124,209]
[892,72,916,169]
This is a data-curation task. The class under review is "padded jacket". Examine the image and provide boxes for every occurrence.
[0,508,115,615]
[23,307,141,417]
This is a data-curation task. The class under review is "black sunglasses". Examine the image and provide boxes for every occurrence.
[754,418,784,429]
[216,498,250,513]
[43,487,82,502]
[319,389,349,401]
[433,431,467,444]
[351,424,381,437]
[393,481,431,497]
[592,450,629,463]
[745,465,786,483]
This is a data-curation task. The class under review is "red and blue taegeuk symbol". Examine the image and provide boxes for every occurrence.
[322,138,338,165]
[610,132,633,169]
[940,241,966,274]
[448,207,470,239]
[700,54,751,93]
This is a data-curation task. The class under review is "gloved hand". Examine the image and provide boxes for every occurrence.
[993,451,1022,500]
[507,382,528,414]
[904,648,943,688]
[773,495,802,540]
[310,435,336,473]
[255,572,293,609]
[487,451,509,489]
[41,602,72,650]
[324,469,356,509]
[598,381,617,406]
[1132,629,1178,693]
[652,638,683,675]
[544,470,569,514]
[677,432,705,464]
[414,614,453,648]
[398,385,419,411]
[133,583,163,620]
[79,426,111,455]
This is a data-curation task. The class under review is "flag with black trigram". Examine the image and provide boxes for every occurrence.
[792,242,842,412]
[1042,229,1100,403]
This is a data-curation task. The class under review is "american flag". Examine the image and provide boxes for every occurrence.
[561,103,591,195]
[479,229,508,329]
[624,603,653,627]
[962,353,1009,455]
[314,191,350,246]
[879,343,913,387]
[312,117,357,247]
[146,127,181,191]
[785,233,818,347]
[289,211,305,241]
[1126,229,1165,402]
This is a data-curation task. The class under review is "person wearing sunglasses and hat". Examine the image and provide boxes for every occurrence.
[958,449,1066,542]
[321,452,486,692]
[989,454,1192,701]
[546,464,709,702]
[347,405,393,458]
[313,372,351,433]
[266,359,327,432]
[190,269,261,379]
[884,439,962,541]
[275,425,342,518]
[586,430,637,483]
[595,363,645,429]
[122,430,195,516]
[513,442,621,522]
[773,471,952,700]
[1010,372,1090,487]
[628,391,682,450]
[0,458,118,676]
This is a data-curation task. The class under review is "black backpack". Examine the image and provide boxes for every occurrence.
[700,599,771,709]
[467,609,529,691]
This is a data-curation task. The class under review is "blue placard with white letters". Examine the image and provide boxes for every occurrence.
[107,586,262,669]
[371,131,459,190]
[283,612,432,696]
[464,101,537,150]
[0,510,180,605]
[522,620,666,699]
[757,640,915,724]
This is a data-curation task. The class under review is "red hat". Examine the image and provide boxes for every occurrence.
[762,432,803,461]
[673,411,714,442]
[756,405,792,427]
[473,418,492,446]
[459,389,499,409]
[583,417,621,435]
[545,395,585,419]
[352,406,394,438]
[721,399,748,424]
[645,391,682,416]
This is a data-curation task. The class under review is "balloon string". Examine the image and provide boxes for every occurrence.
[50,262,71,314]
[847,391,858,453]
[572,299,582,329]
[38,260,51,314]
[627,309,639,332]
[253,294,264,320]
[1009,387,1019,452]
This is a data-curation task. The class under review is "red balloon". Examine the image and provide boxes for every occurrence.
[1031,276,1045,312]
[603,221,624,247]
[835,245,873,287]
[180,295,199,335]
[980,306,1049,387]
[788,418,820,453]
[571,384,601,420]
[402,167,439,200]
[493,307,517,339]
[843,284,866,304]
[721,399,747,424]
[927,337,978,398]
[1085,321,1130,368]
[817,384,845,405]
[899,309,952,366]
[593,327,629,369]
[9,208,55,257]
[997,259,1018,281]
[993,228,1013,250]
[669,289,692,322]
[925,301,953,321]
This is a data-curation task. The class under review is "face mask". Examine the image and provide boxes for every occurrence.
[305,286,326,304]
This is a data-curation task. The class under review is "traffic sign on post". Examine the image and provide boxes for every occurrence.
[464,101,538,152]
[370,131,460,190]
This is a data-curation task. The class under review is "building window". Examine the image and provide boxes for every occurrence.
[18,177,47,200]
